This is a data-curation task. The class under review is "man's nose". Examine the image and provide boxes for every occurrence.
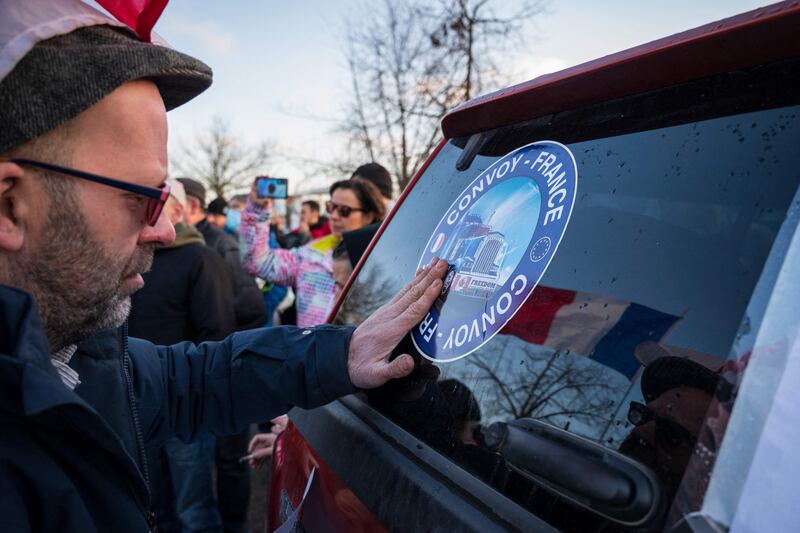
[138,212,175,246]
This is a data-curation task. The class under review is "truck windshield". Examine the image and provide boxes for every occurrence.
[333,60,800,531]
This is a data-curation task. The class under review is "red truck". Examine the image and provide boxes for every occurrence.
[269,3,800,531]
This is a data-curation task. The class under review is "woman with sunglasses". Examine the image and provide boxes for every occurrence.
[240,178,386,328]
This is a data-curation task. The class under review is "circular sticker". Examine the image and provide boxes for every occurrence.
[412,140,577,362]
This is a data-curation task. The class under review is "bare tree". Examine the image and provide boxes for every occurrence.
[427,0,545,100]
[333,263,397,326]
[343,0,545,191]
[342,1,432,191]
[172,116,273,199]
[467,342,622,436]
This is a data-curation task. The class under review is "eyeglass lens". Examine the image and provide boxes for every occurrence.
[145,185,170,226]
[327,202,355,217]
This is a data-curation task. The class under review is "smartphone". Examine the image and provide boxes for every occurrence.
[255,176,288,199]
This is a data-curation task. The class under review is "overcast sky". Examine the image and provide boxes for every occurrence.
[131,0,772,194]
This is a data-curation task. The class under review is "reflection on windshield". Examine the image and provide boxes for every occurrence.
[463,341,626,440]
[619,356,732,503]
[333,263,397,326]
[335,102,800,530]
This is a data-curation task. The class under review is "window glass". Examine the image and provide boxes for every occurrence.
[335,74,800,530]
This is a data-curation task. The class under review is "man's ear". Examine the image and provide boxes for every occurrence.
[179,196,195,224]
[187,197,200,219]
[172,202,184,226]
[0,162,28,251]
[164,197,183,226]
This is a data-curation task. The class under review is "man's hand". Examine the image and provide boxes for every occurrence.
[245,415,289,469]
[347,257,447,389]
[246,433,276,469]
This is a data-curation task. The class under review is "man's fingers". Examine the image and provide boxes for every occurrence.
[399,277,443,326]
[391,259,446,313]
[389,259,437,306]
[248,432,277,453]
[252,446,274,460]
[249,445,275,469]
[347,259,447,390]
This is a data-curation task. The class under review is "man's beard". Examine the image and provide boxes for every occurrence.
[11,194,154,351]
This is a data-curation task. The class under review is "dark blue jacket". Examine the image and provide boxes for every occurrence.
[196,218,267,330]
[0,285,356,532]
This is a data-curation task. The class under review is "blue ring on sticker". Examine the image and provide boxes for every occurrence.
[412,140,578,362]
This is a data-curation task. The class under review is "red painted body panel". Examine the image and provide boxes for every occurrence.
[267,423,388,532]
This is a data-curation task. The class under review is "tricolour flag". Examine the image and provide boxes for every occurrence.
[500,286,680,379]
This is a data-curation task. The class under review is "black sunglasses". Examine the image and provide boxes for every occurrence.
[11,158,170,226]
[326,200,365,218]
[628,401,696,449]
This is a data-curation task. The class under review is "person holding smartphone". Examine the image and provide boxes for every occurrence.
[240,178,385,327]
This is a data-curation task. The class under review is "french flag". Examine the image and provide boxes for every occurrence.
[500,286,680,379]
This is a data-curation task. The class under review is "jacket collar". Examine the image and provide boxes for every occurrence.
[0,285,55,370]
[0,285,149,496]
[162,221,205,249]
[0,285,89,415]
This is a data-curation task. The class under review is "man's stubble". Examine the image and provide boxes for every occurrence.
[10,184,154,351]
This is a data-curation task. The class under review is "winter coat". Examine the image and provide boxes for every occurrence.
[129,222,236,344]
[240,201,341,327]
[197,218,267,331]
[309,217,332,240]
[0,284,356,532]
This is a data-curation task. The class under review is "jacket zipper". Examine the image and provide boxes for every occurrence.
[126,476,157,532]
[121,322,157,530]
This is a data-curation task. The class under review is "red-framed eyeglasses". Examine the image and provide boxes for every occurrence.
[11,158,170,226]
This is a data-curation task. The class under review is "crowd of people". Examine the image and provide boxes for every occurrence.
[0,3,449,532]
[124,163,396,531]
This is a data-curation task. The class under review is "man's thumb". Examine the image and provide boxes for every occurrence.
[386,354,415,380]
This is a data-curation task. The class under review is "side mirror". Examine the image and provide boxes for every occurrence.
[484,418,666,528]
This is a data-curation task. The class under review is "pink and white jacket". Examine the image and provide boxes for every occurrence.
[240,201,340,327]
